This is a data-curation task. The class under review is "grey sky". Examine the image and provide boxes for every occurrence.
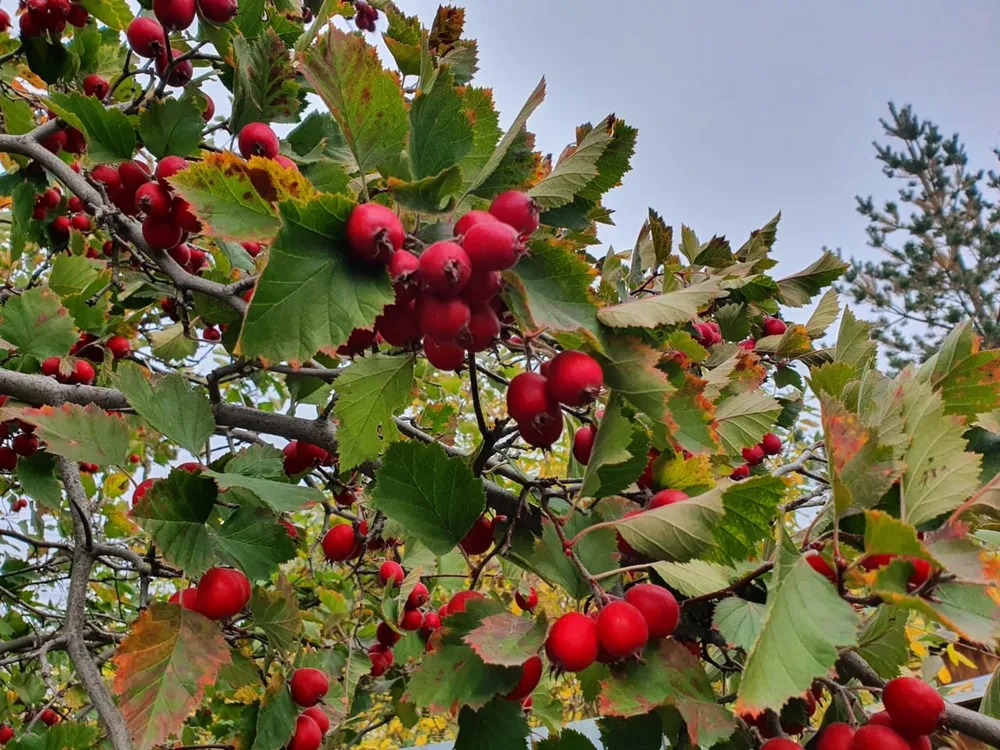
[405,0,1000,276]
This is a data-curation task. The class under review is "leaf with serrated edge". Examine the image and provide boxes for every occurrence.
[0,288,78,360]
[981,664,1000,720]
[713,598,765,651]
[406,642,520,712]
[112,603,231,750]
[463,613,547,667]
[409,67,473,180]
[204,471,324,512]
[651,560,735,598]
[834,307,877,369]
[455,699,530,750]
[805,288,840,338]
[617,487,723,562]
[597,279,722,329]
[138,96,204,159]
[231,30,304,132]
[776,251,847,307]
[132,471,218,576]
[580,391,649,499]
[251,673,297,750]
[116,362,215,455]
[47,92,135,162]
[715,390,782,455]
[16,403,129,466]
[856,605,909,679]
[215,506,296,581]
[250,575,301,654]
[529,117,613,209]
[863,509,934,561]
[713,476,787,562]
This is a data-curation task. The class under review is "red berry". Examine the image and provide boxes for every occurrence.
[338,327,377,356]
[301,706,329,736]
[275,154,298,170]
[19,11,41,36]
[322,525,361,562]
[200,95,216,121]
[518,410,563,448]
[514,588,538,611]
[0,448,17,472]
[730,463,751,480]
[387,249,420,301]
[72,359,95,385]
[67,4,89,27]
[760,432,782,456]
[238,122,279,159]
[82,73,108,99]
[42,130,67,154]
[368,645,393,676]
[345,203,404,262]
[545,351,603,406]
[760,741,804,750]
[132,478,157,507]
[460,269,502,304]
[816,723,855,750]
[454,209,497,237]
[67,196,84,213]
[167,243,192,267]
[376,621,400,648]
[41,357,61,377]
[882,677,944,738]
[333,488,356,506]
[805,552,837,583]
[378,560,405,587]
[39,709,59,726]
[624,584,678,638]
[119,160,152,193]
[596,600,648,659]
[399,608,423,631]
[545,612,598,672]
[155,48,193,87]
[506,372,558,423]
[458,304,501,352]
[762,316,787,336]
[0,10,10,32]
[12,433,39,457]
[0,724,13,745]
[197,0,238,23]
[740,338,756,351]
[203,326,221,342]
[70,213,91,231]
[424,337,466,371]
[741,444,766,466]
[168,587,199,611]
[279,519,297,539]
[572,424,597,465]
[155,155,188,186]
[488,191,540,237]
[504,654,542,701]
[851,726,908,750]
[142,215,183,249]
[418,241,472,297]
[406,581,429,610]
[647,489,689,510]
[106,335,131,359]
[196,567,250,620]
[416,295,470,342]
[126,16,166,58]
[50,215,71,240]
[446,590,484,615]
[860,555,933,588]
[289,668,329,707]
[907,737,931,750]
[91,164,121,192]
[153,0,195,29]
[460,516,494,555]
[287,714,322,750]
[375,300,420,347]
[136,182,173,217]
[420,611,441,637]
[462,219,523,271]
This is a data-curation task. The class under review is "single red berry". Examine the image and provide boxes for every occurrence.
[0,724,13,745]
[405,581,429,610]
[742,444,766,466]
[460,516,494,556]
[153,0,195,29]
[805,552,837,583]
[387,249,420,301]
[67,196,84,213]
[275,154,298,170]
[167,243,192,267]
[376,621,400,648]
[155,48,193,87]
[647,489,689,510]
[12,433,38,457]
[418,241,472,297]
[572,424,597,465]
[42,130,68,154]
[506,372,558,424]
[378,560,405,587]
[376,300,422,347]
[460,269,502,304]
[238,122,279,159]
[420,611,441,637]
[596,600,649,659]
[142,215,183,249]
[168,587,199,611]
[424,338,466,371]
[514,588,538,611]
[462,219,523,271]
[545,351,603,406]
[740,338,756,351]
[50,215,71,240]
[0,10,10,32]
[126,16,166,58]
[171,197,201,232]
[119,160,152,194]
[48,0,71,18]
[882,677,945,738]
[301,706,329,736]
[730,463,751,480]
[72,358,95,385]
[287,714,323,750]
[337,327,377,356]
[458,303,501,353]
[322,525,360,562]
[39,709,59,726]
[399,608,423,631]
[518,410,564,448]
[132,478,157,507]
[545,612,598,672]
[155,155,188,187]
[196,567,250,620]
[762,316,787,336]
[70,213,91,231]
[816,723,855,750]
[200,94,216,121]
[106,335,131,359]
[760,432,782,456]
[416,295,470,342]
[197,0,238,23]
[624,584,678,638]
[135,182,172,217]
[91,164,121,192]
[504,654,542,701]
[289,668,329,707]
[488,190,540,237]
[41,357,61,377]
[0,448,18,471]
[278,518,298,540]
[345,203,404,262]
[82,73,108,99]
[851,726,908,750]
[454,209,497,238]
[446,590,484,615]
[19,11,41,36]
[203,326,221,342]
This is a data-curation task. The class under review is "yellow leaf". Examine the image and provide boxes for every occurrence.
[102,471,131,498]
[946,643,976,669]
[936,664,951,683]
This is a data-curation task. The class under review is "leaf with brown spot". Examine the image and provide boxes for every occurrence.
[462,612,547,667]
[14,403,130,466]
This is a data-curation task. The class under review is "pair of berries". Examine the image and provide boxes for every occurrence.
[281,440,332,476]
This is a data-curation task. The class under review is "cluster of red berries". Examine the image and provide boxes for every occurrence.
[545,584,679,672]
[506,350,604,448]
[0,416,40,472]
[16,0,89,38]
[692,314,786,352]
[730,431,783,480]
[30,185,94,244]
[284,669,332,750]
[281,440,334,476]
[168,566,251,620]
[373,578,441,674]
[354,0,378,31]
[338,191,539,369]
[806,549,933,590]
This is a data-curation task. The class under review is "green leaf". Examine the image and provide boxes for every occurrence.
[900,378,981,527]
[834,307,877,370]
[503,238,600,341]
[808,361,858,399]
[15,453,62,511]
[9,182,38,262]
[301,161,351,195]
[736,528,859,715]
[713,476,787,562]
[455,700,530,750]
[694,235,735,267]
[251,674,297,750]
[651,560,735,597]
[371,441,485,556]
[47,92,135,163]
[597,279,721,329]
[151,322,197,362]
[132,471,218,575]
[863,509,933,561]
[407,636,519,712]
[215,506,296,581]
[388,165,463,213]
[383,7,422,75]
[713,598,765,651]
[18,403,129,466]
[775,251,848,307]
[204,471,324,513]
[77,0,133,29]
[679,225,700,264]
[937,350,1000,421]
[876,576,999,644]
[598,714,662,750]
[580,392,650,499]
[856,605,909,679]
[231,29,304,132]
[23,37,71,84]
[225,444,286,479]
[49,254,102,297]
[529,117,613,209]
[115,362,215,455]
[805,288,840,338]
[249,574,301,654]
[577,119,637,204]
[286,111,353,166]
[617,486,724,562]
[715,390,782,456]
[0,98,35,136]
[137,96,204,159]
[332,354,415,469]
[465,77,545,196]
[0,288,77,360]
[299,26,408,175]
[981,664,1000,720]
[599,337,674,439]
[239,194,394,363]
[667,376,719,454]
[409,67,473,180]
[473,126,539,200]
[463,612,547,667]
[111,603,231,750]
[459,87,502,191]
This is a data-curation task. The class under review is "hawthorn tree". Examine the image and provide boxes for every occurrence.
[0,3,998,750]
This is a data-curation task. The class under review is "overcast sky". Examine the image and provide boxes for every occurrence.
[402,0,1000,277]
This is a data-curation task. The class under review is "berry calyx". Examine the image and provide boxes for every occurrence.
[545,351,603,406]
[418,241,472,297]
[623,583,679,638]
[405,581,429,609]
[387,249,420,301]
[457,303,501,352]
[514,587,538,611]
[135,182,172,217]
[762,316,787,336]
[289,668,329,707]
[882,676,944,738]
[238,122,279,159]
[595,600,649,659]
[195,567,250,620]
[545,612,598,672]
[647,489,689,510]
[126,16,166,58]
[345,203,404,262]
[504,654,542,701]
[517,410,563,448]
[322,525,361,562]
[488,190,540,237]
[462,219,523,271]
[760,432,782,455]
[378,560,405,587]
[287,714,323,750]
[572,424,597,465]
